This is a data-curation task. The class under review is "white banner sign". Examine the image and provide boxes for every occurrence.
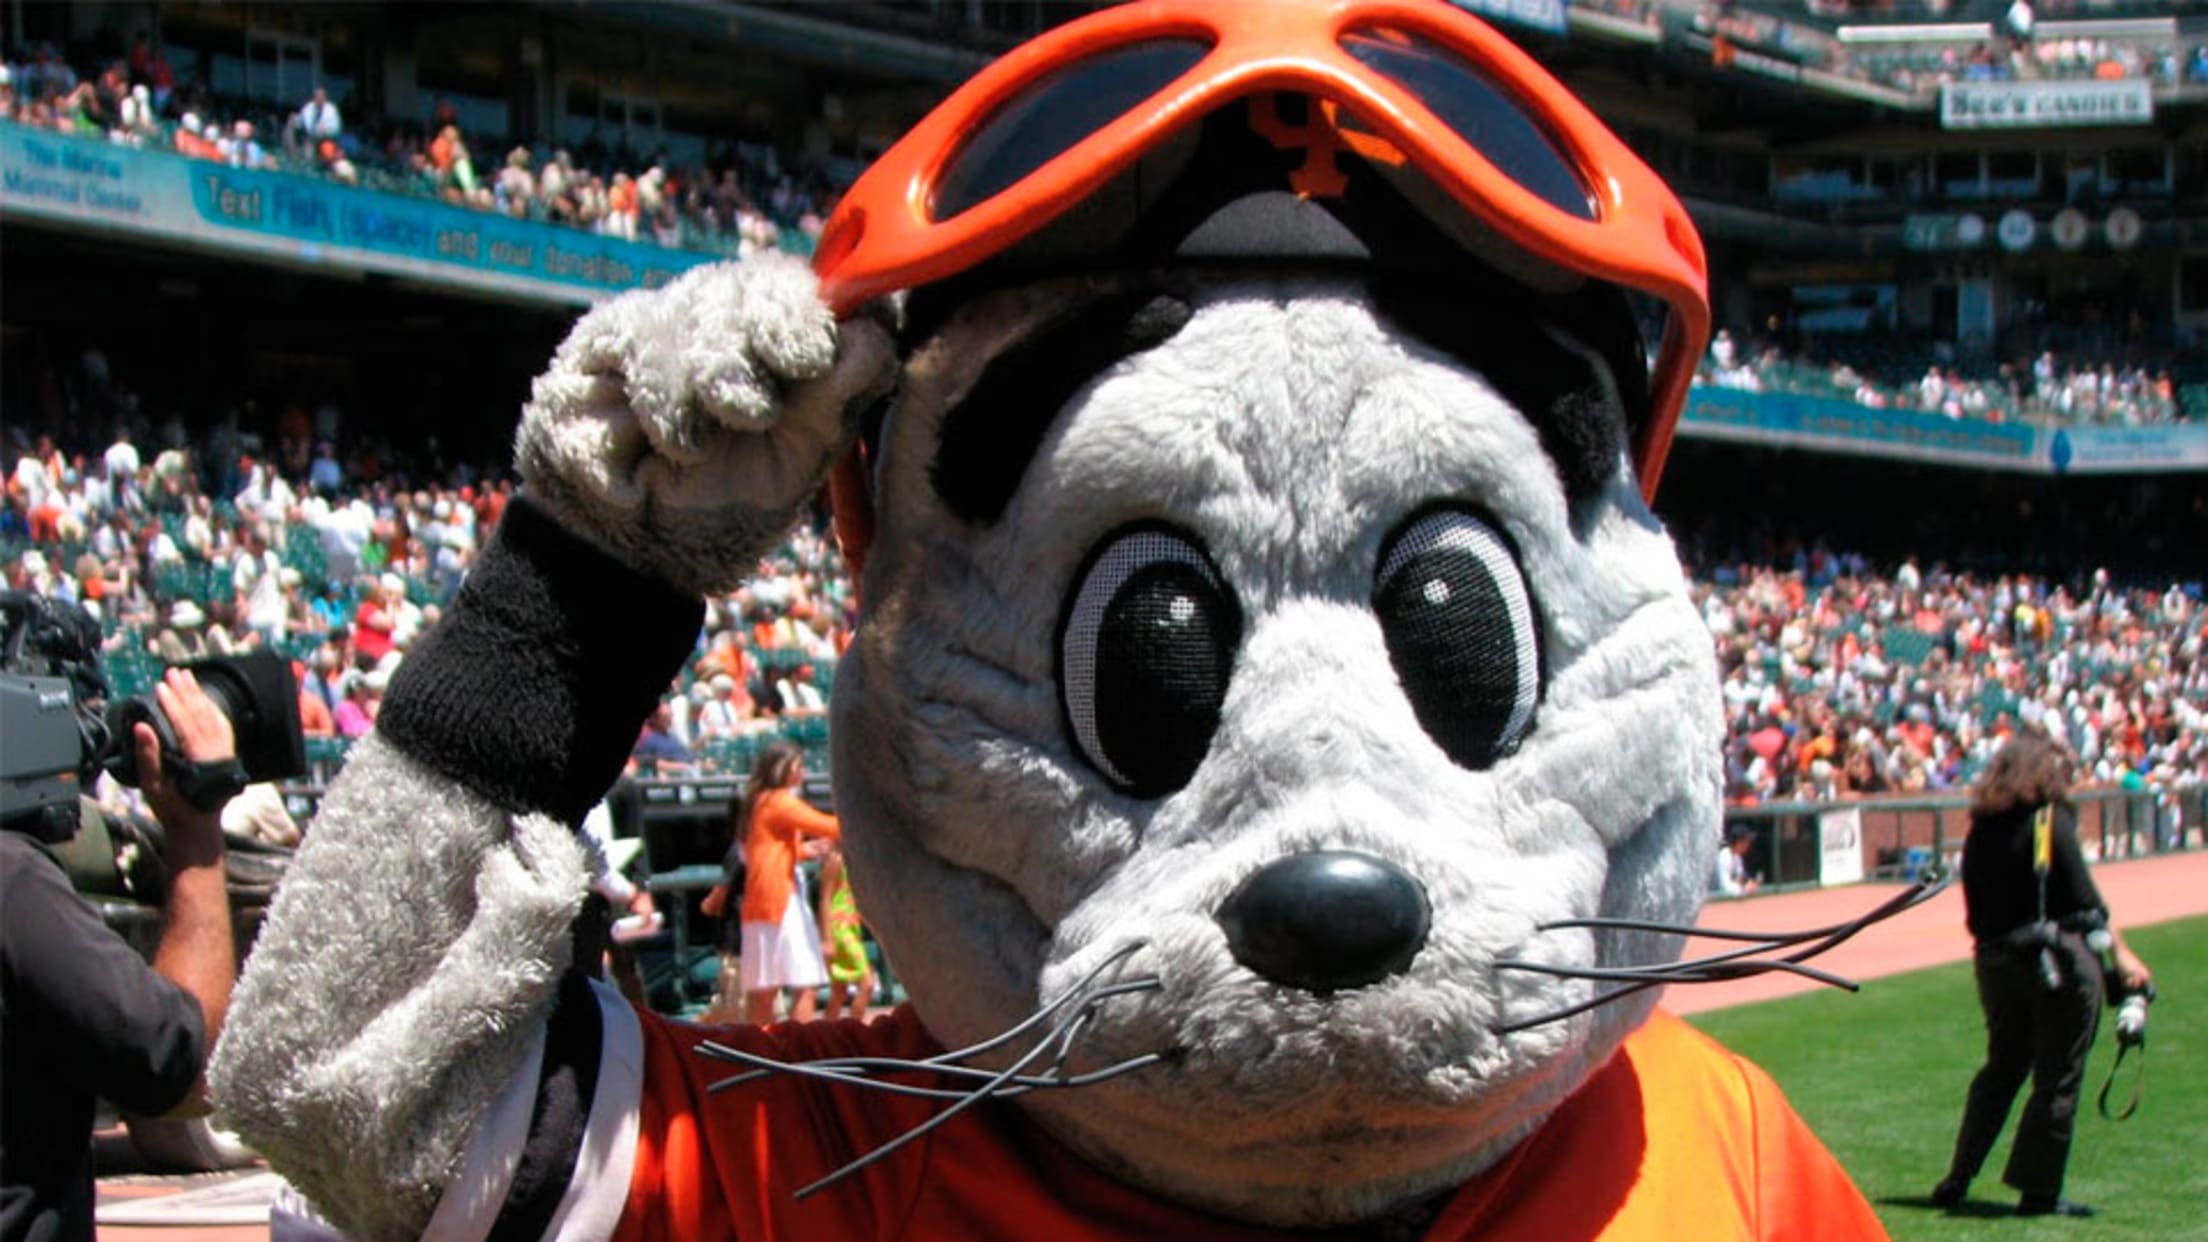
[1940,79,2152,129]
[1818,806,1866,888]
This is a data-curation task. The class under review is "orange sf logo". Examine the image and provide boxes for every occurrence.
[1247,94,1407,199]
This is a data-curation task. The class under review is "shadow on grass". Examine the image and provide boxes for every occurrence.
[1877,1194,2014,1219]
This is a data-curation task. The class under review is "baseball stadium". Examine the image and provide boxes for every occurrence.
[2,1,2203,1239]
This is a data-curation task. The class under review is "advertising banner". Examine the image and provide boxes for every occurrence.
[2045,425,2208,474]
[1818,806,1865,888]
[1682,387,2208,474]
[1681,388,2040,467]
[1938,79,2153,130]
[1,124,713,305]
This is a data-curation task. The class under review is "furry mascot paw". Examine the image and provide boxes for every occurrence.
[216,3,1895,1240]
[516,253,896,595]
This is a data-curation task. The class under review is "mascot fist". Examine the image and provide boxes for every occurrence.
[516,251,896,595]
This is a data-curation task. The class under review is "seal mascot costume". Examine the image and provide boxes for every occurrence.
[214,2,1898,1237]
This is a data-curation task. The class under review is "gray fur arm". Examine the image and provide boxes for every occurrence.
[208,737,586,1241]
[210,495,708,1239]
[209,256,893,1237]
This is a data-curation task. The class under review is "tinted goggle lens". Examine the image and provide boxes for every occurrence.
[933,38,1214,222]
[1339,28,1596,222]
[931,28,1597,227]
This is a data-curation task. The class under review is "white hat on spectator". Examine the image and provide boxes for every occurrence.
[279,567,303,588]
[379,572,406,595]
[362,667,393,694]
[170,601,205,629]
[19,550,46,576]
[181,112,202,134]
[709,674,736,695]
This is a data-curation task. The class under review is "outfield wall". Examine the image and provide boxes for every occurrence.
[1720,785,2206,895]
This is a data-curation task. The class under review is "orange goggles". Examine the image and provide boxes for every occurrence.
[815,0,1709,502]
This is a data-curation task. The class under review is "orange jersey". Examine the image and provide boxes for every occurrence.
[737,789,839,925]
[475,997,1883,1241]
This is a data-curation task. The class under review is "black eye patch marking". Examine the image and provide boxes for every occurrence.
[1368,274,1647,504]
[929,289,1193,526]
[1058,523,1241,798]
[1374,506,1543,770]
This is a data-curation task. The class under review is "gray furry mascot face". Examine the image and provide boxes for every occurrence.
[823,89,1723,1222]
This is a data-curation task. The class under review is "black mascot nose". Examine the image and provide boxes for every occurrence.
[1217,851,1430,994]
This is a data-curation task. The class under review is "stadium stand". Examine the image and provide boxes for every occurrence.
[6,404,2199,814]
[0,39,840,261]
[1700,330,2199,424]
[1574,0,2208,96]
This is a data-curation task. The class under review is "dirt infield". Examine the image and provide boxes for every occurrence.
[1666,849,2208,1016]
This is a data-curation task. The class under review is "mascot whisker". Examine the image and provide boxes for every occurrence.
[1495,875,1947,1033]
[214,2,1913,1238]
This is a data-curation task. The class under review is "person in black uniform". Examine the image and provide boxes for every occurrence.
[1930,729,2154,1219]
[2,670,240,1242]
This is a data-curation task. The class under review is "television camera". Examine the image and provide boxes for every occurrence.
[0,590,304,842]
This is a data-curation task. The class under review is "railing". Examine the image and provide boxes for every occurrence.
[1718,783,2205,895]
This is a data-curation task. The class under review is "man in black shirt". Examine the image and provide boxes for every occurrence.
[1930,731,2153,1220]
[2,671,239,1242]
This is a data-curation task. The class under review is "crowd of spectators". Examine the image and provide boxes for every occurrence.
[374,104,835,259]
[8,396,2200,808]
[1838,33,2208,96]
[2,348,855,781]
[1574,0,2208,95]
[1700,329,2194,426]
[1695,548,2205,810]
[0,38,840,261]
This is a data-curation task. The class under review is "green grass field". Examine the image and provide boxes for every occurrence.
[1691,916,2207,1242]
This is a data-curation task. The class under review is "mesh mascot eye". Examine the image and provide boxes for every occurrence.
[1058,524,1241,798]
[1374,507,1543,769]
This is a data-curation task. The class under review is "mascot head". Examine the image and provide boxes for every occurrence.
[812,0,1719,1225]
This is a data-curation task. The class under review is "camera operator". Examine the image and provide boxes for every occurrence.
[1928,729,2155,1220]
[2,669,239,1242]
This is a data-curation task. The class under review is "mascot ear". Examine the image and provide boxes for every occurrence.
[925,282,1190,527]
[845,275,1195,575]
[1372,273,1649,505]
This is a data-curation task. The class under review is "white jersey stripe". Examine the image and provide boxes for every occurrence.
[543,978,644,1242]
[423,1021,549,1242]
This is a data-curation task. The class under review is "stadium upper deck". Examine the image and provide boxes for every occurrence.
[3,1,2204,476]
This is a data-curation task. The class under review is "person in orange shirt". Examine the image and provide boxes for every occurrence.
[296,682,335,738]
[428,125,457,175]
[607,172,640,241]
[737,742,838,1025]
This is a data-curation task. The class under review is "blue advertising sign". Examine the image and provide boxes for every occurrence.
[1,124,715,305]
[1681,388,2039,466]
[2049,424,2208,474]
[1680,387,2208,475]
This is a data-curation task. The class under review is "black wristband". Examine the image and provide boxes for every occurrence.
[172,757,249,813]
[378,495,705,826]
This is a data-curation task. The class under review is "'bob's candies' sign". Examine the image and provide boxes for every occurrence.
[1940,80,2153,130]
